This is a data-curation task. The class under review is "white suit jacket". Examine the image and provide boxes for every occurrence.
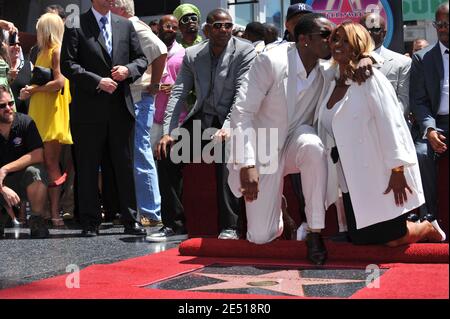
[376,46,412,118]
[317,67,424,229]
[227,43,329,197]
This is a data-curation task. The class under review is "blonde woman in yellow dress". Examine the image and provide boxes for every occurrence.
[20,13,72,228]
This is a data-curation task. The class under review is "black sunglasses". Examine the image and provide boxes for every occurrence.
[0,101,15,109]
[209,22,234,30]
[433,20,449,29]
[309,30,332,39]
[180,15,198,25]
[367,27,384,34]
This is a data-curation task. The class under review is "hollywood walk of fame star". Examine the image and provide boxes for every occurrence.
[188,270,366,297]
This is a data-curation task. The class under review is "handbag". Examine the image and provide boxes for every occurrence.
[30,66,53,86]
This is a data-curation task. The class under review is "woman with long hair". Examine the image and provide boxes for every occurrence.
[318,21,446,246]
[20,13,72,228]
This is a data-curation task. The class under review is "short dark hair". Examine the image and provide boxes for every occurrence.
[46,4,66,20]
[206,8,231,24]
[149,19,159,26]
[245,22,265,41]
[294,13,326,42]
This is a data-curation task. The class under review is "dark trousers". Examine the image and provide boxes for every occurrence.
[157,117,240,233]
[289,173,306,222]
[71,114,139,228]
[415,115,449,218]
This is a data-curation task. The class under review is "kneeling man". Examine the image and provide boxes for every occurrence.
[0,85,49,238]
[227,14,333,265]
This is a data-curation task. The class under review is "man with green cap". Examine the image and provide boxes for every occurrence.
[173,3,203,48]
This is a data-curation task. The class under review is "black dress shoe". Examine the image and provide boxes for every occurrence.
[306,233,327,265]
[420,214,436,222]
[124,222,146,236]
[407,212,420,222]
[81,226,99,237]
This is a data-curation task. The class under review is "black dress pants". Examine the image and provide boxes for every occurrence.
[157,117,240,233]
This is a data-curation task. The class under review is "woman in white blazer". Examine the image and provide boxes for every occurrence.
[317,21,446,246]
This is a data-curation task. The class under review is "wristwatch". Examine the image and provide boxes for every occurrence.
[149,83,160,91]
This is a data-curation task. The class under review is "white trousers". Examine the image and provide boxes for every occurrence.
[246,125,327,244]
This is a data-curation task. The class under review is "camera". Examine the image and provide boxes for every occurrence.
[8,32,18,46]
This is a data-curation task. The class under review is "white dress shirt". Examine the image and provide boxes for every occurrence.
[91,7,112,38]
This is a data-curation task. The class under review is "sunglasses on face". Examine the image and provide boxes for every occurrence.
[209,22,234,30]
[162,24,179,31]
[367,27,384,34]
[180,15,198,25]
[309,30,332,39]
[433,20,449,29]
[0,101,15,109]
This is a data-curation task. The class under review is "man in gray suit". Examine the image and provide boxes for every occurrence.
[409,2,449,223]
[361,13,412,119]
[147,9,256,242]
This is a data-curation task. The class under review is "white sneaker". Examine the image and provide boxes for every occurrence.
[296,222,308,241]
[218,229,239,240]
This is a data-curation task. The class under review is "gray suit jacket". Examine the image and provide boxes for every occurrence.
[410,43,445,136]
[377,46,412,117]
[163,36,256,135]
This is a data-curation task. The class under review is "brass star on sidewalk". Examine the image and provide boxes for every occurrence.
[189,270,366,297]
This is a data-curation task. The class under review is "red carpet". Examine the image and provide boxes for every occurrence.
[179,238,449,264]
[0,241,447,299]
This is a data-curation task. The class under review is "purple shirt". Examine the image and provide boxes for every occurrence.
[154,41,187,124]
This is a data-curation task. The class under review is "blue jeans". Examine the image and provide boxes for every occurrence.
[134,93,161,220]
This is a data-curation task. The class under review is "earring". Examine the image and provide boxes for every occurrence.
[305,43,308,47]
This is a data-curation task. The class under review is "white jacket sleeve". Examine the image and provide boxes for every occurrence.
[365,70,417,170]
[229,52,275,167]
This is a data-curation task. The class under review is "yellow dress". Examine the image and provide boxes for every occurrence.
[28,46,72,144]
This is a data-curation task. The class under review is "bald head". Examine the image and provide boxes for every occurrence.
[360,13,386,49]
[159,15,179,47]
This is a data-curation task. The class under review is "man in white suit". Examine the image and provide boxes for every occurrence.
[228,13,334,265]
[360,13,412,120]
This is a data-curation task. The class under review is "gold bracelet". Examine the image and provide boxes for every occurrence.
[392,166,404,173]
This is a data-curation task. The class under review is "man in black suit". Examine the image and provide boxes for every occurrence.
[409,2,449,223]
[60,0,148,236]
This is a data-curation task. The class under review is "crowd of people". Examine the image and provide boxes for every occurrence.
[0,0,448,265]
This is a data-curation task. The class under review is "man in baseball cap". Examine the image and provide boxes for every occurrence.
[265,2,313,51]
[173,3,203,47]
[284,3,313,41]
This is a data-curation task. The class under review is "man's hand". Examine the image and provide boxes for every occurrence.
[111,65,130,82]
[1,186,20,208]
[160,84,173,95]
[156,135,175,160]
[212,128,231,143]
[427,129,447,154]
[0,167,8,191]
[19,85,34,100]
[239,166,259,202]
[98,78,118,94]
[354,57,373,85]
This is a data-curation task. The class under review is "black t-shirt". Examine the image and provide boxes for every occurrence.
[0,113,43,167]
